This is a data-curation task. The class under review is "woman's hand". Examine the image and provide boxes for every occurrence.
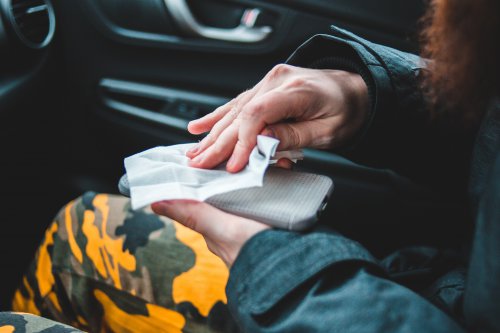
[186,64,369,173]
[151,200,269,268]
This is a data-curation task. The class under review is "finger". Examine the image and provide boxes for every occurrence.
[152,200,269,244]
[188,65,290,137]
[187,103,242,159]
[226,90,299,172]
[262,128,293,169]
[189,66,299,166]
[188,102,233,135]
[266,119,334,151]
[189,123,239,169]
[187,88,265,158]
[274,158,293,169]
[151,200,236,237]
[186,133,213,159]
[199,76,288,158]
[260,126,276,139]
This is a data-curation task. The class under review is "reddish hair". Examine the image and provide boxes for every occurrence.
[420,0,500,126]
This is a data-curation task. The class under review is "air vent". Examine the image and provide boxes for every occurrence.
[8,0,55,49]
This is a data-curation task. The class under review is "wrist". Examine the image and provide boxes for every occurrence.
[306,55,375,151]
[323,70,370,147]
[348,72,370,128]
[219,220,270,268]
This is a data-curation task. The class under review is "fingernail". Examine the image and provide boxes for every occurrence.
[191,154,203,165]
[187,144,200,155]
[151,202,165,214]
[226,154,236,169]
[261,128,276,138]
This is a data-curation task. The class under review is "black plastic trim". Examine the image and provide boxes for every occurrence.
[0,0,56,49]
[99,78,230,130]
[78,0,293,54]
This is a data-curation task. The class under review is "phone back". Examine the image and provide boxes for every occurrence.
[206,168,333,230]
[119,167,333,231]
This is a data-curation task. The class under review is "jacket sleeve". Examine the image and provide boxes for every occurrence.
[286,27,476,194]
[227,229,466,333]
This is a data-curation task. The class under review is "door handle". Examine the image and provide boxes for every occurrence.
[164,0,272,43]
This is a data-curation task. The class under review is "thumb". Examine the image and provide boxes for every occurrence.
[151,200,233,237]
[151,200,269,266]
[262,121,317,151]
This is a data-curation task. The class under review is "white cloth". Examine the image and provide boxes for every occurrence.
[124,136,302,209]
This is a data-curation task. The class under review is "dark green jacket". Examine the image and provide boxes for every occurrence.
[226,27,500,332]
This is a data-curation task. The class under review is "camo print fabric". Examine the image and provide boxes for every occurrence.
[11,192,238,333]
[0,312,82,332]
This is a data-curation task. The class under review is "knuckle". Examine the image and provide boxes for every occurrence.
[200,134,215,149]
[209,102,231,119]
[269,63,291,78]
[236,89,251,100]
[236,139,253,150]
[213,100,235,117]
[211,142,225,156]
[286,78,307,89]
[231,98,246,116]
[212,104,225,115]
[221,98,246,123]
[231,117,243,127]
[203,133,214,144]
[228,107,240,118]
[242,101,266,119]
[211,120,227,135]
[183,205,200,230]
[287,125,302,147]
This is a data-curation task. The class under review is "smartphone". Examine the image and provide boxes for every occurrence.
[118,167,333,231]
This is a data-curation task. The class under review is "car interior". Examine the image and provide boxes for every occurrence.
[0,0,428,310]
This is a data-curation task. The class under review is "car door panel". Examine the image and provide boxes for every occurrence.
[51,0,424,196]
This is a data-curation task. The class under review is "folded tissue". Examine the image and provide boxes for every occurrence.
[124,135,303,209]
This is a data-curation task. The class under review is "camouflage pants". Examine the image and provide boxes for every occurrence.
[0,312,82,332]
[10,192,238,333]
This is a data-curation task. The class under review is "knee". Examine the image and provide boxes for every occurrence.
[53,191,99,223]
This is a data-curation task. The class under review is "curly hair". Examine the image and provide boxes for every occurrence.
[420,0,500,125]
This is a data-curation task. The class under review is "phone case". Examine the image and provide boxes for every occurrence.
[118,167,333,231]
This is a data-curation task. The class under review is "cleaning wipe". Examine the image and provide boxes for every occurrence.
[124,135,302,209]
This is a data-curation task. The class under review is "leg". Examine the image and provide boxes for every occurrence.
[0,312,83,332]
[12,192,237,332]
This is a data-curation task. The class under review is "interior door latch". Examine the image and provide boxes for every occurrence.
[164,0,272,43]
